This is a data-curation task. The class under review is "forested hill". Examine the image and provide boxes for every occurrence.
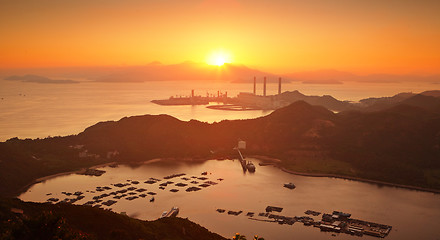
[1,100,440,196]
[0,198,226,240]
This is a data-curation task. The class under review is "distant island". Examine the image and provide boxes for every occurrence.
[1,91,440,239]
[3,64,439,85]
[5,74,80,84]
[152,88,440,113]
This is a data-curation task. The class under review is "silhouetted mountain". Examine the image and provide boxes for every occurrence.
[358,92,416,111]
[359,92,414,106]
[94,62,285,82]
[285,70,440,84]
[70,101,440,190]
[420,90,440,97]
[3,65,439,85]
[1,101,440,196]
[5,74,79,84]
[278,90,353,112]
[359,92,440,113]
[285,69,357,83]
[400,94,440,113]
[326,104,440,185]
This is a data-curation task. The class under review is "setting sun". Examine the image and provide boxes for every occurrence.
[206,50,232,66]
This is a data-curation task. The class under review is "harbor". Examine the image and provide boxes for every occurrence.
[43,171,224,211]
[19,158,440,240]
[216,207,392,238]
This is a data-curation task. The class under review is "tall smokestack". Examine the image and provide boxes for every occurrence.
[278,77,281,95]
[253,76,256,95]
[263,77,266,97]
[191,89,194,98]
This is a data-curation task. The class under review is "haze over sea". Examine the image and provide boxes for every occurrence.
[1,78,438,141]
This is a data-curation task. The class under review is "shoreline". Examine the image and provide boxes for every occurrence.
[249,156,440,194]
[14,161,117,198]
[13,157,212,197]
[14,156,440,198]
[250,155,440,194]
[34,161,118,183]
[279,167,440,194]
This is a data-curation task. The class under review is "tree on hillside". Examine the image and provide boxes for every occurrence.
[232,233,265,240]
[232,233,246,240]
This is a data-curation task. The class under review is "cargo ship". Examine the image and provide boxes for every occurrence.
[151,96,209,106]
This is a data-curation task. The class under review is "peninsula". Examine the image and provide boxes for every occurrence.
[1,97,440,197]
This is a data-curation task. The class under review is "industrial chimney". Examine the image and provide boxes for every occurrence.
[253,76,256,95]
[278,77,281,95]
[263,77,267,97]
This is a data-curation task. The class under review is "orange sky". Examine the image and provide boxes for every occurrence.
[1,0,439,74]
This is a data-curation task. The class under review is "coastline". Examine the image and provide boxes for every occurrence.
[279,167,440,194]
[250,156,440,194]
[14,156,440,199]
[14,161,117,198]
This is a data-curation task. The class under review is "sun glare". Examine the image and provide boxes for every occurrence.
[207,50,232,66]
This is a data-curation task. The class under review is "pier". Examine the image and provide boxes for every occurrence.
[234,140,256,173]
[235,147,247,171]
[216,207,393,238]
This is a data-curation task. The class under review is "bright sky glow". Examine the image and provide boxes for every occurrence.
[1,0,439,74]
[206,50,232,66]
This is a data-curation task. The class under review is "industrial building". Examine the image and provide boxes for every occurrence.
[237,76,288,109]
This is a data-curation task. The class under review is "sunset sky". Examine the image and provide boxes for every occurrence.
[1,0,439,74]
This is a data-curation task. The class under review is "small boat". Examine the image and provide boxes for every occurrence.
[283,182,296,189]
[150,197,155,202]
[246,161,256,172]
[160,207,179,218]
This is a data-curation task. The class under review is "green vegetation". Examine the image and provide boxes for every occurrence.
[0,198,226,240]
[424,169,440,187]
[231,233,264,240]
[280,157,355,177]
[1,99,440,198]
[0,137,106,196]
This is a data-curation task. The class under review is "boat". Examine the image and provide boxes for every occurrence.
[246,161,256,172]
[283,182,296,189]
[151,96,209,106]
[150,197,155,202]
[160,207,179,218]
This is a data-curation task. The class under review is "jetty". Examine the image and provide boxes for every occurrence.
[160,207,179,218]
[216,207,392,238]
[234,140,256,172]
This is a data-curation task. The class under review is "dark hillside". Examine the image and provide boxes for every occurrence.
[1,100,440,196]
[0,198,226,240]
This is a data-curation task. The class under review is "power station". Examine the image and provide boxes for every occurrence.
[152,76,286,110]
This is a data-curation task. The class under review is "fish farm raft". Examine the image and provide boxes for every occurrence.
[216,207,392,238]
